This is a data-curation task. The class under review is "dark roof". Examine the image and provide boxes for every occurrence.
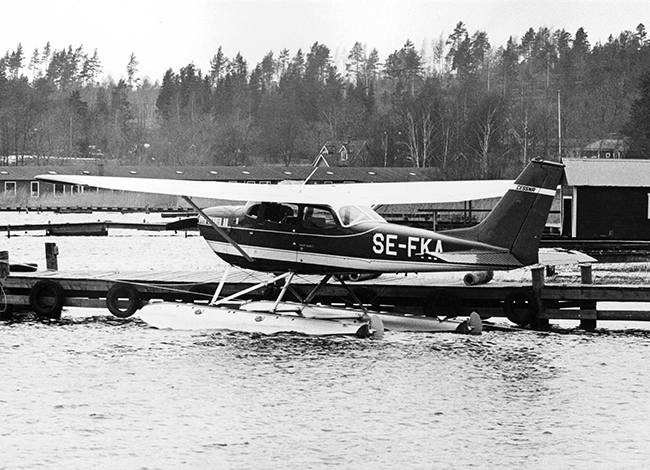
[564,158,650,187]
[0,165,441,183]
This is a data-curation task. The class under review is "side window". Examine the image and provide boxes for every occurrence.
[260,203,298,226]
[302,206,338,230]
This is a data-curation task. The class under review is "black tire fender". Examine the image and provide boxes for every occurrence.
[503,288,539,326]
[29,280,65,319]
[106,283,141,318]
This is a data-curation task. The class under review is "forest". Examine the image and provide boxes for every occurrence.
[1,22,650,179]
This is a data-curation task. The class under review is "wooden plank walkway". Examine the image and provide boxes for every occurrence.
[4,265,650,328]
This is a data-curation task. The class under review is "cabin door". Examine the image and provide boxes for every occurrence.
[249,202,299,269]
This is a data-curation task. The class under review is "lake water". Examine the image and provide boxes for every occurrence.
[2,213,650,469]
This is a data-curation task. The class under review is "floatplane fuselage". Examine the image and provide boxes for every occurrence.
[198,202,517,275]
[196,158,565,277]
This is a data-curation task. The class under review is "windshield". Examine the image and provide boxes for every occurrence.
[338,205,385,227]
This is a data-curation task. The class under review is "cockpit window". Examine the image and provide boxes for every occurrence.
[245,203,261,219]
[338,205,385,227]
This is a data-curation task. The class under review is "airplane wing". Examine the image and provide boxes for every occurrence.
[36,174,514,205]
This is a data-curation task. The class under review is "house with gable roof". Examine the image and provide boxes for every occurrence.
[312,140,370,167]
[580,138,627,159]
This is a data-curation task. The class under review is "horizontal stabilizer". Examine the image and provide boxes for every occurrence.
[429,251,523,269]
[538,248,596,266]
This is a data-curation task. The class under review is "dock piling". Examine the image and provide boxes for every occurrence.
[0,251,8,278]
[1,250,13,321]
[579,264,597,330]
[45,243,58,271]
[531,265,550,330]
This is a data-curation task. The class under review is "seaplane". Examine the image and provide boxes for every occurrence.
[37,158,574,338]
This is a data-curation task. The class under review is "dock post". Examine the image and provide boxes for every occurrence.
[45,243,58,271]
[531,265,549,330]
[579,264,597,330]
[0,251,8,278]
[1,250,13,321]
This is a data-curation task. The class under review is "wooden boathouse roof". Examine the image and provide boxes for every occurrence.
[0,165,441,184]
[564,158,650,187]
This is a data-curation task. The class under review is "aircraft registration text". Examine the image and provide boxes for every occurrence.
[372,233,443,257]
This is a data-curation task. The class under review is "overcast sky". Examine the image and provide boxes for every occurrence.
[2,0,648,82]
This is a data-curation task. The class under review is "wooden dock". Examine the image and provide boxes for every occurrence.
[1,219,197,237]
[3,252,650,329]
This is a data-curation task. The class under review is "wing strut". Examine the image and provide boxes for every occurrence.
[182,196,254,264]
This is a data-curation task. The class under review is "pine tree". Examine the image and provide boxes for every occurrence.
[623,71,650,158]
[127,53,139,88]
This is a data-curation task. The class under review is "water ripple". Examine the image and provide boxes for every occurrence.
[2,314,650,469]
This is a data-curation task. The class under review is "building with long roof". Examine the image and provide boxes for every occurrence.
[562,158,650,239]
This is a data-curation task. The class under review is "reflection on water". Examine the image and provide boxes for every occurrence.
[2,315,650,469]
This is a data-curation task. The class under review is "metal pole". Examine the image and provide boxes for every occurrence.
[557,89,562,159]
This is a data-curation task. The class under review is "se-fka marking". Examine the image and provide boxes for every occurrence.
[372,234,443,258]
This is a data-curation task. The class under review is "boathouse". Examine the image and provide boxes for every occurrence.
[562,158,650,239]
[0,165,437,201]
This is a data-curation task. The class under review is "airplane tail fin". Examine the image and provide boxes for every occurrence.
[443,158,564,266]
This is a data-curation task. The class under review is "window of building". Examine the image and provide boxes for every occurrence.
[54,183,65,197]
[4,181,16,195]
[31,181,39,197]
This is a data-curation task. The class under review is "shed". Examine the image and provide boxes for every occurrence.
[562,158,650,239]
[581,138,627,159]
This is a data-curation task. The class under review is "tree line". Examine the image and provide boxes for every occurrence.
[2,22,650,179]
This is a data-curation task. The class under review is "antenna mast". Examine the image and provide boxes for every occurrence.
[557,89,562,160]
